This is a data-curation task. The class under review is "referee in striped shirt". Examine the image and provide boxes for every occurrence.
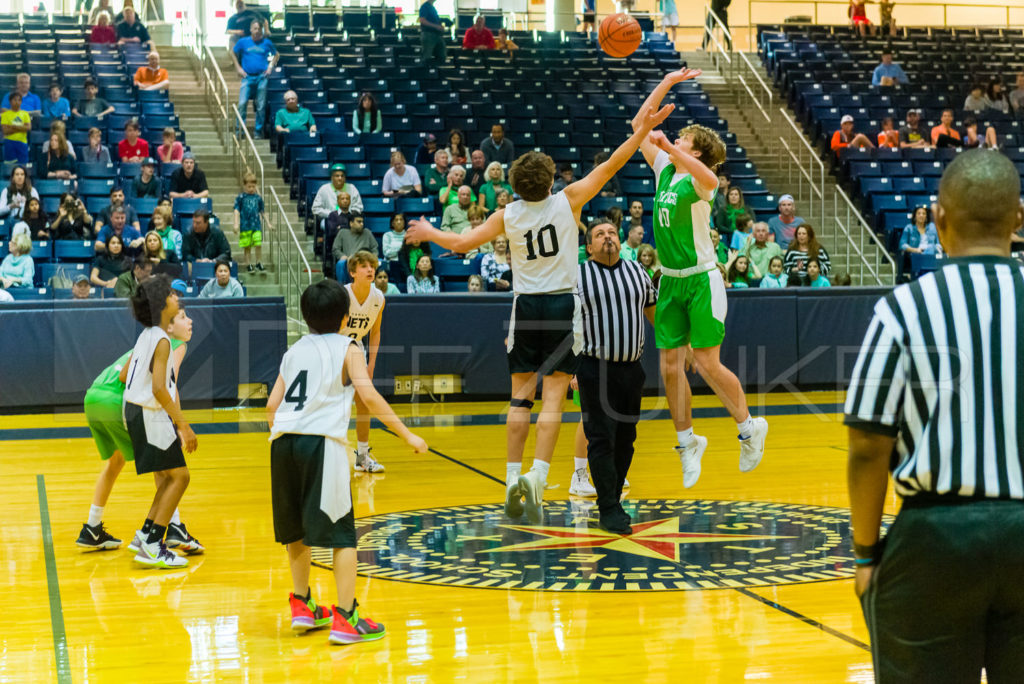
[575,221,657,534]
[845,149,1024,682]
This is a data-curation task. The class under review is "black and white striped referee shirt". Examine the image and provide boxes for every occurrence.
[844,256,1024,501]
[576,259,657,363]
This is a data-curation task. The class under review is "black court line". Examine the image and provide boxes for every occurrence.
[732,587,870,652]
[377,426,504,485]
[37,475,72,684]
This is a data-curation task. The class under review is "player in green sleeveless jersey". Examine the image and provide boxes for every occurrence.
[76,301,202,553]
[632,69,769,489]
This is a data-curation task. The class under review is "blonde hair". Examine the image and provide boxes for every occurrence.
[637,243,659,268]
[154,205,173,228]
[485,161,505,182]
[11,232,31,255]
[242,171,257,184]
[466,205,486,222]
[144,230,166,260]
[677,124,727,171]
[347,249,380,273]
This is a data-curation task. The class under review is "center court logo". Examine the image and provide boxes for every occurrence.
[313,499,886,592]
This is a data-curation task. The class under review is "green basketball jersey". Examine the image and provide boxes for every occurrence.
[653,154,717,270]
[89,340,185,396]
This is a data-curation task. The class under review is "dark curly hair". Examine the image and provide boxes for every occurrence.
[130,273,173,327]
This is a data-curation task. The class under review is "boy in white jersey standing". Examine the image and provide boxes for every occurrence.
[406,97,674,524]
[339,250,387,473]
[632,69,768,488]
[268,279,426,645]
[123,275,199,569]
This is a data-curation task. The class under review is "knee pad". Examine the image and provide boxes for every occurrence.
[509,397,535,410]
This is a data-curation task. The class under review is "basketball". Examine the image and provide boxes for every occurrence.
[599,13,642,58]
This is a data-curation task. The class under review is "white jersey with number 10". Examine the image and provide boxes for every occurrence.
[503,191,579,294]
[269,334,354,442]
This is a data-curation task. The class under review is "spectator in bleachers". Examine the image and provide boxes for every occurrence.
[467,274,485,292]
[232,19,278,139]
[70,273,92,299]
[150,208,182,260]
[592,151,623,197]
[156,128,183,164]
[52,193,94,240]
[182,210,230,265]
[72,79,114,120]
[715,186,755,235]
[440,166,475,206]
[374,267,400,295]
[463,15,495,51]
[478,162,513,211]
[143,230,180,270]
[466,150,487,194]
[382,212,406,263]
[877,117,899,148]
[783,223,831,278]
[465,206,492,255]
[806,256,830,287]
[226,0,269,50]
[90,233,130,288]
[1,93,31,164]
[134,52,170,92]
[637,243,660,283]
[702,0,732,49]
[987,78,1011,115]
[898,109,927,148]
[324,191,353,259]
[480,124,515,168]
[962,117,999,150]
[624,200,648,234]
[552,163,576,194]
[661,0,679,42]
[41,83,70,120]
[95,188,141,235]
[424,149,450,196]
[89,13,117,45]
[871,50,908,86]
[741,221,783,277]
[759,256,787,288]
[0,166,37,219]
[441,186,474,234]
[619,223,644,261]
[729,212,753,251]
[581,0,596,33]
[930,108,961,146]
[351,92,383,135]
[116,6,152,50]
[42,120,77,159]
[273,90,317,135]
[849,0,870,36]
[382,151,423,198]
[114,255,152,297]
[95,205,141,253]
[169,152,210,199]
[0,233,34,289]
[831,114,875,154]
[495,187,512,210]
[406,254,440,294]
[767,194,805,248]
[447,129,468,165]
[1010,72,1024,114]
[726,255,754,288]
[899,205,939,257]
[414,133,438,165]
[480,234,511,290]
[118,120,149,163]
[313,164,363,221]
[605,206,623,234]
[21,198,49,239]
[962,85,989,114]
[418,0,448,66]
[332,212,378,271]
[131,158,161,198]
[146,198,172,231]
[2,74,40,115]
[494,29,519,57]
[199,258,245,298]
[45,131,77,180]
[82,127,112,164]
[879,0,896,35]
[88,0,114,26]
[710,228,728,264]
[234,171,266,273]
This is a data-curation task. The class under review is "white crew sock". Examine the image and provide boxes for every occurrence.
[737,415,753,440]
[574,456,588,471]
[170,508,181,525]
[357,441,369,457]
[677,428,695,448]
[506,462,522,487]
[87,505,104,527]
[530,460,550,483]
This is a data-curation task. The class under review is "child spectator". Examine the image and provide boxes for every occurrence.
[382,212,406,263]
[1,92,31,164]
[480,234,511,291]
[351,92,382,134]
[46,131,77,180]
[22,197,50,239]
[834,272,853,286]
[877,117,899,148]
[728,212,754,251]
[406,254,439,293]
[132,158,161,198]
[233,171,266,272]
[81,127,112,164]
[123,275,198,568]
[157,127,184,163]
[726,255,753,288]
[374,266,400,295]
[90,233,130,287]
[962,117,999,150]
[466,205,492,254]
[266,279,426,645]
[759,256,788,288]
[199,257,244,298]
[73,79,114,119]
[447,128,468,165]
[494,28,519,55]
[467,274,485,292]
[0,233,34,288]
[0,165,37,219]
[710,228,728,264]
[151,208,183,260]
[118,120,149,162]
[806,256,830,287]
[41,82,71,119]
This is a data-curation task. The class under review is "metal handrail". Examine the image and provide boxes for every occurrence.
[268,186,312,328]
[778,108,826,222]
[230,104,266,200]
[704,5,734,74]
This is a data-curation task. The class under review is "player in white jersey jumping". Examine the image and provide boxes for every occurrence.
[406,98,674,524]
[338,250,387,473]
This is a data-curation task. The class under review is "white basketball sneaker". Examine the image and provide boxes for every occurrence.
[134,539,189,569]
[504,479,524,518]
[677,435,709,489]
[568,468,597,497]
[739,418,768,472]
[517,469,546,525]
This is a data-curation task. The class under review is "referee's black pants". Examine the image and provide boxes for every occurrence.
[861,500,1024,683]
[576,356,645,515]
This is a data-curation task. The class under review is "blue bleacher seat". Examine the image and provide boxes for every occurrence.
[396,196,433,215]
[132,197,159,216]
[78,162,117,179]
[79,178,116,197]
[34,179,73,197]
[8,287,50,300]
[30,240,53,261]
[54,240,95,261]
[588,196,626,215]
[172,197,211,216]
[361,197,394,216]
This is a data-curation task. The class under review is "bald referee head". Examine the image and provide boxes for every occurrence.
[935,149,1024,255]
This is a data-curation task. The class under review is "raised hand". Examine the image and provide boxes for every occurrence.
[405,216,435,243]
[634,103,675,134]
[648,130,674,152]
[666,68,703,84]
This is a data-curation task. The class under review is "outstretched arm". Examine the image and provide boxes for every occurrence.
[345,345,427,452]
[647,131,719,200]
[631,68,703,167]
[563,102,675,217]
[406,210,505,253]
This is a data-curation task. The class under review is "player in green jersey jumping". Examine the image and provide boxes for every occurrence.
[632,69,768,488]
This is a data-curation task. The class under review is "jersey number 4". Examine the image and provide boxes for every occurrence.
[523,224,559,260]
[284,370,308,410]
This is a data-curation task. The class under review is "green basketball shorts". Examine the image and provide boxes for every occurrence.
[654,268,727,350]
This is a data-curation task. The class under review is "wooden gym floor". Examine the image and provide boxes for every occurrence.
[1,391,893,683]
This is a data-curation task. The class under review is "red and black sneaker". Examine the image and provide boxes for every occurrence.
[289,593,333,633]
[328,600,386,645]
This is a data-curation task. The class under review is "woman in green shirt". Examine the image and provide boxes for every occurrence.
[478,162,513,211]
[351,92,382,134]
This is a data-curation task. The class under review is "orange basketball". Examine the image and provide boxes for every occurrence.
[599,13,642,59]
